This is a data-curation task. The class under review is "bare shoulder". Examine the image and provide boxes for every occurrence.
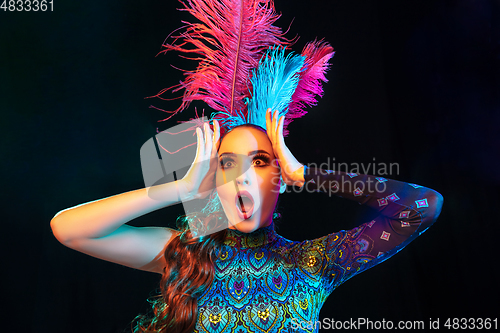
[133,226,182,274]
[64,225,181,275]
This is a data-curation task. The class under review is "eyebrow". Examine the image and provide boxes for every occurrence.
[219,150,271,157]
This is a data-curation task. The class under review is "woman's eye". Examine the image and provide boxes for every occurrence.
[252,155,270,167]
[220,159,235,169]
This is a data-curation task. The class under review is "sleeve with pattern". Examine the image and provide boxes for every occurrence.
[300,165,443,289]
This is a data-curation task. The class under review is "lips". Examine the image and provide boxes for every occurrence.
[235,190,255,220]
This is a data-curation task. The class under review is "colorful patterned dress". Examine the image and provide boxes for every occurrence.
[194,166,443,333]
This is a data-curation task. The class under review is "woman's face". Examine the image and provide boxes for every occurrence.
[216,126,282,233]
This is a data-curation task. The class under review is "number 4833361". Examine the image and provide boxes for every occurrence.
[1,0,54,11]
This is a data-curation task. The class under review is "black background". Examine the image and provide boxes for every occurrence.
[1,0,499,332]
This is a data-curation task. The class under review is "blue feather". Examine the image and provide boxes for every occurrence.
[211,108,247,130]
[247,46,305,129]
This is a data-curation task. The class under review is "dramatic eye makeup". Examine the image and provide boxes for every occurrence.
[219,150,272,169]
[252,153,271,167]
[220,156,236,169]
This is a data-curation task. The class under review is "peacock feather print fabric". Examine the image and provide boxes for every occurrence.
[193,166,443,332]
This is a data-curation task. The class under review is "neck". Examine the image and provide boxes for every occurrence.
[223,221,277,248]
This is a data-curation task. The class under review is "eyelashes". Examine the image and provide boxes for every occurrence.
[219,154,271,169]
[219,157,233,168]
[253,153,271,166]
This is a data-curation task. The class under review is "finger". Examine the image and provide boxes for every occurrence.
[200,124,208,159]
[268,109,274,143]
[265,108,272,139]
[212,119,219,143]
[212,119,216,142]
[204,122,211,158]
[275,110,280,133]
[272,110,279,142]
[268,108,276,143]
[194,127,203,162]
[278,115,285,142]
[277,115,286,173]
[214,119,221,149]
[211,119,220,159]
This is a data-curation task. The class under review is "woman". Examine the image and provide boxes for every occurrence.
[51,108,443,333]
[51,0,444,331]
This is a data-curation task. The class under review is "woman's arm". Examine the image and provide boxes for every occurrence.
[265,109,443,286]
[50,180,186,274]
[50,121,220,274]
[301,165,443,287]
[51,181,185,243]
[302,165,443,231]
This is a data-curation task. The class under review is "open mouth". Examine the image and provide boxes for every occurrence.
[235,190,255,220]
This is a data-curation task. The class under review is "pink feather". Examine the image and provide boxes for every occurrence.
[149,0,292,125]
[284,39,335,135]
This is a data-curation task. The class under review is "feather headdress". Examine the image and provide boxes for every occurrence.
[150,0,334,137]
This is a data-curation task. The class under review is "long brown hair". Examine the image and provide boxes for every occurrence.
[132,124,281,333]
[131,191,228,333]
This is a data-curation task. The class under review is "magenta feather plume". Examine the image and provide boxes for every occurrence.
[284,39,335,132]
[149,0,292,128]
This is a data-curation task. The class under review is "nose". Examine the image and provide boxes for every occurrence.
[236,169,251,186]
[237,179,250,186]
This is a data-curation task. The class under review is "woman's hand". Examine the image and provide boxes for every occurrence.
[265,109,305,187]
[178,120,221,200]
